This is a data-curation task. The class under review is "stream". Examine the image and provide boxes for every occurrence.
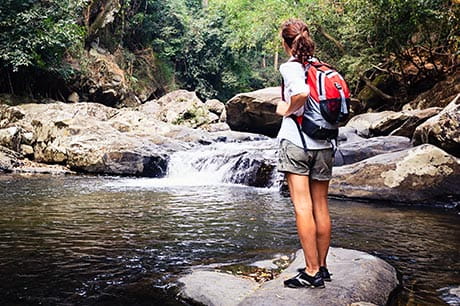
[0,140,459,305]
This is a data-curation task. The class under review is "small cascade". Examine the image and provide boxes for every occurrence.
[108,139,281,189]
[166,140,279,187]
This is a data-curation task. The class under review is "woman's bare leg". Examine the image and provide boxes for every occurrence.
[286,173,320,276]
[310,179,331,267]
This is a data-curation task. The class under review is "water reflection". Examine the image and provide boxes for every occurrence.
[0,174,458,305]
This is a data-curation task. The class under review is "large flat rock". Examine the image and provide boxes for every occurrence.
[179,247,398,306]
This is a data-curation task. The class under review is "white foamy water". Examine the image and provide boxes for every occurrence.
[105,139,281,189]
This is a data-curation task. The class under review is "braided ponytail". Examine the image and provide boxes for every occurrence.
[281,19,315,64]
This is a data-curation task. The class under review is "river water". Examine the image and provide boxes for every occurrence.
[0,141,459,305]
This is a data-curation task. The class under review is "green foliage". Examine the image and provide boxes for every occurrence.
[0,0,87,74]
[0,0,456,103]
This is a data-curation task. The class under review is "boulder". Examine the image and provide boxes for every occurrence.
[330,144,460,202]
[413,94,460,157]
[0,127,22,151]
[226,87,282,137]
[345,111,396,138]
[224,148,277,188]
[369,108,441,138]
[205,99,225,116]
[335,136,412,166]
[0,146,22,171]
[179,248,398,306]
[156,90,218,128]
[0,145,72,174]
[6,101,270,177]
[84,47,130,107]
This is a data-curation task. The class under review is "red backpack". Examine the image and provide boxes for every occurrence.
[281,60,350,148]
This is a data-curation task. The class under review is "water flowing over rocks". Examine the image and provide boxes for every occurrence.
[179,248,398,306]
[0,97,270,177]
[330,144,460,202]
[413,94,460,157]
[226,87,282,137]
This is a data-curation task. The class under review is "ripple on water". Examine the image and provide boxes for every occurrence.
[0,174,458,305]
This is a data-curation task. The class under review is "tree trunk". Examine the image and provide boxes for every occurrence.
[361,75,396,102]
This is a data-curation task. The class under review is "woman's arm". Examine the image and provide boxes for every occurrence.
[276,91,309,117]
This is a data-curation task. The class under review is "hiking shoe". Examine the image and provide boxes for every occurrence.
[284,270,325,289]
[320,266,332,282]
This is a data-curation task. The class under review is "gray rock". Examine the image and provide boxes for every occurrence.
[157,90,216,128]
[330,144,460,202]
[413,94,460,157]
[205,99,226,116]
[369,108,441,138]
[345,111,396,138]
[0,126,22,151]
[226,87,282,137]
[0,145,72,174]
[335,136,412,166]
[202,122,231,133]
[0,145,22,171]
[179,247,398,306]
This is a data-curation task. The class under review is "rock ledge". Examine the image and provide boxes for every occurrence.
[179,247,398,306]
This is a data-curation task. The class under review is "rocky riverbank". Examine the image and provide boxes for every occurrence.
[179,248,399,306]
[226,87,460,204]
[1,84,459,204]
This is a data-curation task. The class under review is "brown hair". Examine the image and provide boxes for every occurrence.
[281,19,315,64]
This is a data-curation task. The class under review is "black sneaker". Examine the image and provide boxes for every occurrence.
[284,270,325,289]
[320,266,332,282]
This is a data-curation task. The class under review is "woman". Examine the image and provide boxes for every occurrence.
[275,19,333,289]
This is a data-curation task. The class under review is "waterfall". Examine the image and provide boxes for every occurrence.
[106,139,282,189]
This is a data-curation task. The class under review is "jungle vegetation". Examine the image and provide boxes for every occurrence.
[0,0,458,106]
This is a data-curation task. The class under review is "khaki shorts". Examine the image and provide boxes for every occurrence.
[277,139,334,181]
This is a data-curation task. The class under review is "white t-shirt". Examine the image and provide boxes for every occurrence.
[277,58,332,150]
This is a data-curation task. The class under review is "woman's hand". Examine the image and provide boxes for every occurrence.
[276,91,309,117]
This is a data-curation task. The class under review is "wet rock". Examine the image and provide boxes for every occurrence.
[0,146,22,171]
[413,94,460,157]
[226,154,276,187]
[179,247,398,306]
[330,144,460,202]
[226,87,282,137]
[369,108,441,138]
[335,136,412,166]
